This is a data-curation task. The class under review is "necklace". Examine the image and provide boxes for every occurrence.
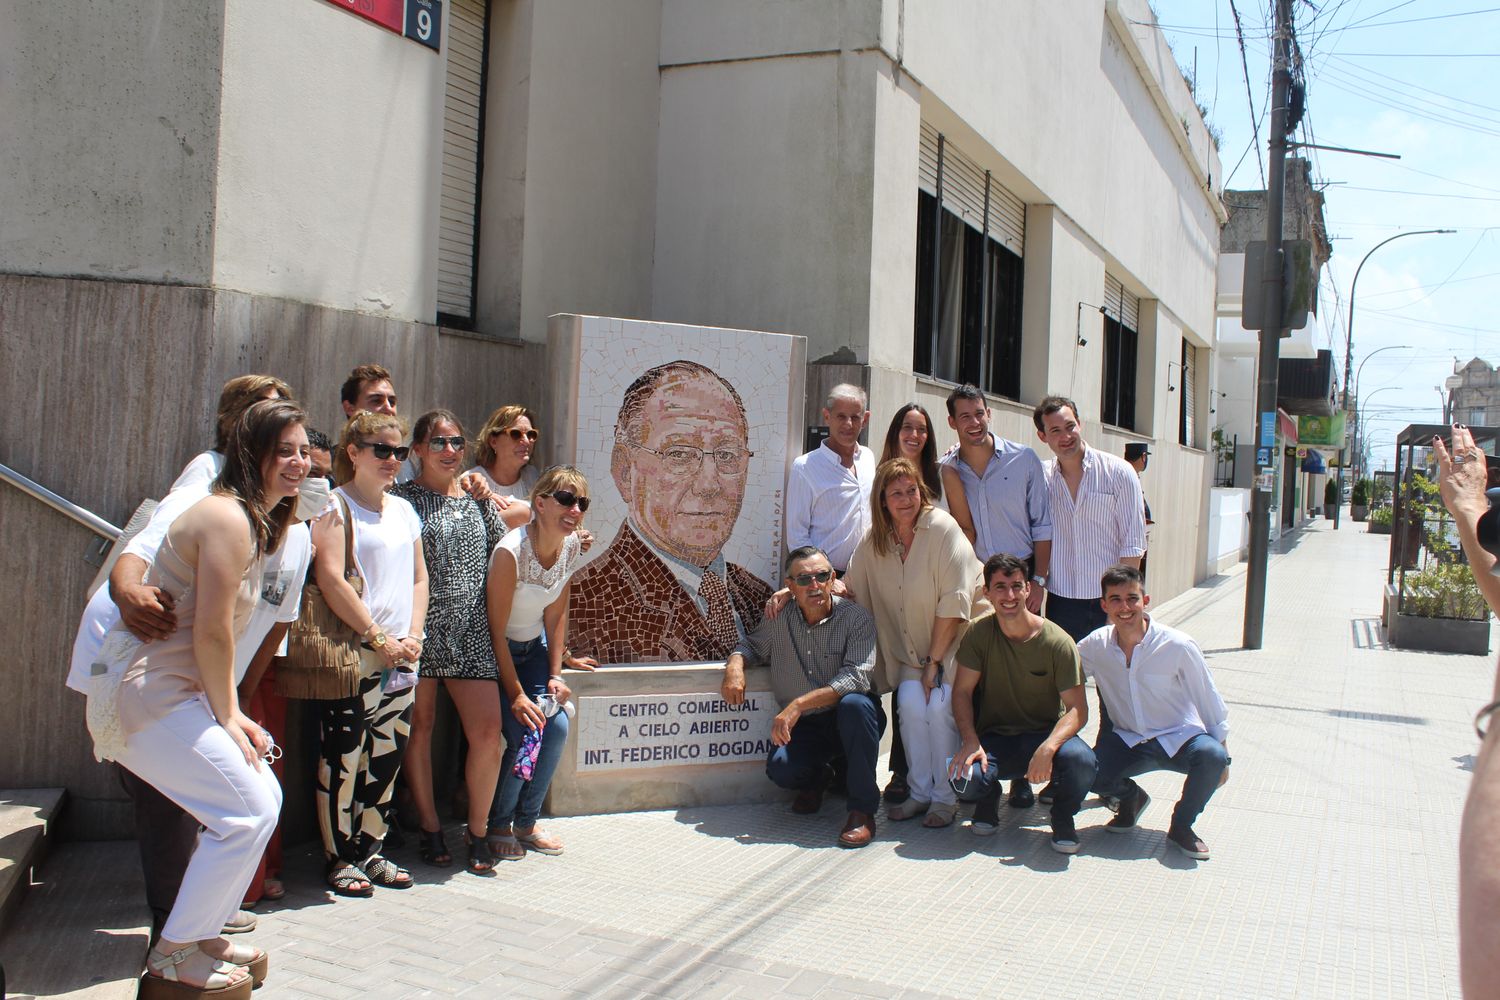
[342,481,386,513]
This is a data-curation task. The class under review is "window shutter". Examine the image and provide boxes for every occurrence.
[436,0,487,324]
[1183,342,1198,447]
[918,122,1025,255]
[1104,273,1140,330]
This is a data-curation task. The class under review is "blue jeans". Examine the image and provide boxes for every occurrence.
[950,731,1098,824]
[1045,595,1114,738]
[766,693,886,815]
[490,637,570,831]
[1092,731,1227,831]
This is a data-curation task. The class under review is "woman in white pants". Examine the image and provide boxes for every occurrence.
[114,398,310,999]
[844,458,985,829]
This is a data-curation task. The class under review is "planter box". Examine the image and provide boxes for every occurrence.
[1351,504,1369,521]
[1384,584,1492,655]
[1368,521,1392,535]
[1324,504,1337,518]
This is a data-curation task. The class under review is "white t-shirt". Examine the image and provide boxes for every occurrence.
[492,526,582,642]
[475,464,539,504]
[67,449,313,691]
[334,487,422,637]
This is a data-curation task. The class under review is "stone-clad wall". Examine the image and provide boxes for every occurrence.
[0,274,542,837]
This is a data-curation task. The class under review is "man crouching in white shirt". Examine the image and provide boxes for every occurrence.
[1076,564,1229,860]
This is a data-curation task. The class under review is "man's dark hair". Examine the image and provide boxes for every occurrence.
[784,546,829,578]
[1032,395,1081,432]
[1100,563,1143,592]
[306,428,332,453]
[946,383,987,419]
[983,553,1030,588]
[340,363,394,407]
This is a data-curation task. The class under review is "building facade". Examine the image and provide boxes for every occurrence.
[2,0,1223,829]
[1446,358,1500,427]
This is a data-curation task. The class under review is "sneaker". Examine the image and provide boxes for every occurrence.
[1007,780,1035,809]
[1050,817,1080,855]
[1037,782,1056,806]
[1105,784,1151,833]
[1167,826,1210,860]
[970,787,1001,837]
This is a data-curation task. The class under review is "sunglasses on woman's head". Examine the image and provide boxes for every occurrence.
[426,435,466,452]
[504,428,540,442]
[544,489,590,512]
[355,441,410,461]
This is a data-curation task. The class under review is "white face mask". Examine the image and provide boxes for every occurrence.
[294,476,332,522]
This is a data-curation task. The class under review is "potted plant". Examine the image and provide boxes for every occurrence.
[1385,562,1492,655]
[1351,479,1371,521]
[1323,478,1338,518]
[1368,505,1393,535]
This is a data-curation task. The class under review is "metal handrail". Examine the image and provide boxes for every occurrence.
[0,460,122,540]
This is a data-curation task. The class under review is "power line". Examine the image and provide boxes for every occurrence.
[1331,6,1500,32]
[1339,185,1500,200]
[1324,51,1500,117]
[1228,0,1267,187]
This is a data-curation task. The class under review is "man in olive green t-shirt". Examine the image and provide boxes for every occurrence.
[950,554,1098,854]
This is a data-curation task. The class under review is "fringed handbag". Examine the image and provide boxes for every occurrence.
[276,494,365,700]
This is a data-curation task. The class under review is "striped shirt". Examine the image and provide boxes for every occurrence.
[1043,445,1147,599]
[785,443,876,572]
[733,596,877,712]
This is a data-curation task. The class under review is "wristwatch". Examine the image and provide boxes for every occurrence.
[370,630,388,649]
[1031,574,1048,588]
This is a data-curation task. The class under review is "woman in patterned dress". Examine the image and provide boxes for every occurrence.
[486,465,593,859]
[391,410,509,875]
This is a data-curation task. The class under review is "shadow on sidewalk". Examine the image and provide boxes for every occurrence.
[672,802,852,849]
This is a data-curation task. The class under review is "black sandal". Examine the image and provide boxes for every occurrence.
[326,860,374,898]
[364,855,414,889]
[418,828,453,867]
[464,828,496,876]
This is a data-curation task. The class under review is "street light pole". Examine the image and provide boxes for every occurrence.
[1350,345,1412,480]
[1337,230,1453,528]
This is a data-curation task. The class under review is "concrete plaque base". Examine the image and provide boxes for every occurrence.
[547,663,783,816]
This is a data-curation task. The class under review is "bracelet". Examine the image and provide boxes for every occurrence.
[1476,700,1500,741]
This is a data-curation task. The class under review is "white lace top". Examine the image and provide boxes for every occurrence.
[492,526,582,641]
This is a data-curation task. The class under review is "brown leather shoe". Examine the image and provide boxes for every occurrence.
[838,811,875,848]
[791,765,831,814]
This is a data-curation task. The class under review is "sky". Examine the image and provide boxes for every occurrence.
[1151,0,1500,470]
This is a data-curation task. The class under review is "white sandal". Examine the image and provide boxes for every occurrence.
[140,942,253,1000]
[886,799,931,821]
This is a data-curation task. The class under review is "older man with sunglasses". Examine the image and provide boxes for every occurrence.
[721,546,883,848]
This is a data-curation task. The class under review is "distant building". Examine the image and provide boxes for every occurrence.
[1445,359,1500,427]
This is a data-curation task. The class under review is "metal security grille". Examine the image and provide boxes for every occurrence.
[1181,340,1198,447]
[436,0,488,325]
[1103,273,1141,330]
[918,122,1025,255]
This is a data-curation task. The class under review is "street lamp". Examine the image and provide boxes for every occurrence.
[1335,229,1455,527]
[1354,385,1404,480]
[1350,353,1410,479]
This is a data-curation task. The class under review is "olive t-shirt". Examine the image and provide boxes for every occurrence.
[956,615,1083,735]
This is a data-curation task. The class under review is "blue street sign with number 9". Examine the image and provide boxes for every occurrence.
[405,0,441,50]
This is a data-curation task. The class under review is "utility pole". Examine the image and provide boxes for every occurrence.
[1242,0,1294,650]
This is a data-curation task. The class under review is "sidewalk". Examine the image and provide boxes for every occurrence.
[244,519,1491,1000]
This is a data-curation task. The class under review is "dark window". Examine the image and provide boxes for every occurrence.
[1101,314,1138,431]
[913,190,1024,400]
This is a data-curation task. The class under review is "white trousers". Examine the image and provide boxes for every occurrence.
[897,679,960,806]
[116,694,282,942]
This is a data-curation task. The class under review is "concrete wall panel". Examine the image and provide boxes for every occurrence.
[659,0,882,66]
[0,0,222,284]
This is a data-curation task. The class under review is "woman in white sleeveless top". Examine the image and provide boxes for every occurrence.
[114,398,310,999]
[486,466,592,859]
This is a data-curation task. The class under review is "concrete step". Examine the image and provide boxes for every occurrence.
[0,840,149,1000]
[0,789,67,934]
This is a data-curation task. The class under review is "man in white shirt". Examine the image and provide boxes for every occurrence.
[1033,395,1146,643]
[785,384,875,575]
[1077,564,1230,860]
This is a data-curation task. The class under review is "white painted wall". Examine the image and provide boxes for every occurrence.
[211,0,445,322]
[0,0,222,284]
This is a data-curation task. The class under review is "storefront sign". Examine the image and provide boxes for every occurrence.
[1260,411,1277,447]
[1297,412,1347,448]
[575,692,777,772]
[321,0,442,51]
[1256,446,1272,466]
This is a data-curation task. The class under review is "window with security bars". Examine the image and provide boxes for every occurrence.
[436,0,489,327]
[912,125,1025,400]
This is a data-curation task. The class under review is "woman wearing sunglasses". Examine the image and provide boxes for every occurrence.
[474,405,542,530]
[311,411,428,896]
[390,410,509,875]
[485,466,592,859]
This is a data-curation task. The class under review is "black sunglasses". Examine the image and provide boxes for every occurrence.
[426,435,466,452]
[791,570,834,587]
[356,441,410,462]
[544,489,590,512]
[502,427,540,442]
